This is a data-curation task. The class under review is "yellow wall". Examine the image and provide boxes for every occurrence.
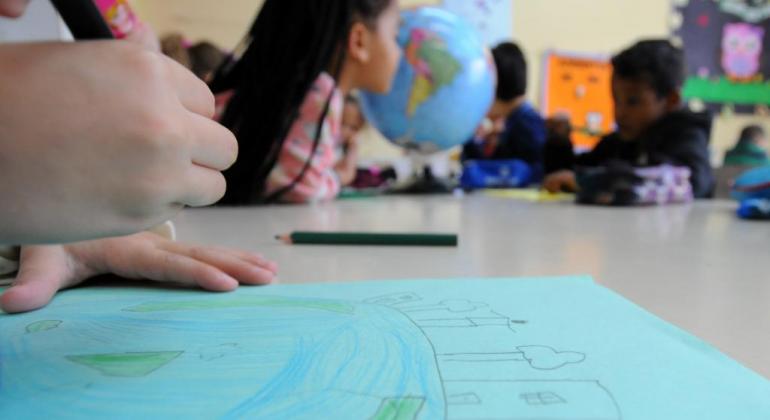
[133,0,769,163]
[131,0,262,48]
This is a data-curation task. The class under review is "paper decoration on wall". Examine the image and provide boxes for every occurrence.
[673,0,770,114]
[718,0,770,22]
[541,51,615,151]
[722,22,765,81]
[399,0,513,46]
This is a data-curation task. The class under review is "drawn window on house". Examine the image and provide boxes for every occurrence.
[520,392,567,406]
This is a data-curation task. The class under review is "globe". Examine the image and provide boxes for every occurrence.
[359,7,496,153]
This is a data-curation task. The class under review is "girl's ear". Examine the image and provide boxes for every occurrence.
[347,21,372,64]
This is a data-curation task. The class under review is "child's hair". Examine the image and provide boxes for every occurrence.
[492,41,527,101]
[160,33,191,69]
[739,125,766,144]
[611,40,685,98]
[188,41,226,80]
[210,0,393,205]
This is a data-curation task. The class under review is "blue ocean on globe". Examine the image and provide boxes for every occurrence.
[359,7,496,153]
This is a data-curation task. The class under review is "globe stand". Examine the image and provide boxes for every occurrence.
[388,151,456,195]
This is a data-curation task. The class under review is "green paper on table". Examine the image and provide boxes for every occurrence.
[1,277,768,419]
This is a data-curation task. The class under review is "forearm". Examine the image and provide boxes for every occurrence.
[335,152,358,186]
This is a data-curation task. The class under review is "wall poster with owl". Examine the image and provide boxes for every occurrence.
[673,0,770,114]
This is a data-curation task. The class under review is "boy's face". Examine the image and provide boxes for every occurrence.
[0,0,30,18]
[612,76,678,141]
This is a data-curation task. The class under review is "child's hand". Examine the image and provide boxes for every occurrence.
[0,41,237,244]
[473,117,505,157]
[543,170,578,193]
[0,0,30,18]
[336,136,360,186]
[124,21,161,53]
[545,116,572,140]
[0,232,277,314]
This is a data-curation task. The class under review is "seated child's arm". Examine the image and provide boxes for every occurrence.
[0,230,277,314]
[542,134,619,193]
[543,170,578,193]
[335,135,359,186]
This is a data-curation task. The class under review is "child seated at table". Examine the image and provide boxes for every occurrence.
[212,0,401,205]
[723,125,769,167]
[543,40,715,201]
[461,42,546,184]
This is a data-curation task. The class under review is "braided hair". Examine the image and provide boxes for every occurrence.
[211,0,393,205]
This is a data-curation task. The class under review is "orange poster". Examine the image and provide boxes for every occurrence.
[541,51,615,151]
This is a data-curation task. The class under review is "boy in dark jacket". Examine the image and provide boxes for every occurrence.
[544,40,715,198]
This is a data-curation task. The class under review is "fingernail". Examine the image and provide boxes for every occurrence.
[267,262,279,274]
[219,274,239,290]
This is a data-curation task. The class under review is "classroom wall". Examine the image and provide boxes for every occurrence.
[131,0,261,48]
[133,0,769,165]
[515,0,770,164]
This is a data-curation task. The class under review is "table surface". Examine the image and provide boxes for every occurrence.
[173,194,770,379]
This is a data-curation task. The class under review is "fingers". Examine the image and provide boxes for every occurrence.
[174,113,237,207]
[128,234,276,290]
[542,176,558,194]
[132,248,240,292]
[0,0,30,18]
[543,171,577,194]
[190,245,278,274]
[0,233,279,314]
[186,112,238,171]
[182,246,276,286]
[0,246,71,314]
[234,252,279,275]
[161,54,216,118]
[176,164,227,208]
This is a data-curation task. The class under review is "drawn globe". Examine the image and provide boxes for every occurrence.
[359,7,496,153]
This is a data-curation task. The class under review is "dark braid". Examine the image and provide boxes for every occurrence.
[211,0,392,205]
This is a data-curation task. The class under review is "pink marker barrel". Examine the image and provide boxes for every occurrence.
[92,0,138,38]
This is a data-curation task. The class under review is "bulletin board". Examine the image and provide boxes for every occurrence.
[540,51,615,151]
[673,0,770,114]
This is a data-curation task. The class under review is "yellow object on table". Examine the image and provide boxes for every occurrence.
[482,188,575,202]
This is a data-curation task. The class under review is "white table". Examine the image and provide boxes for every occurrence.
[173,194,770,378]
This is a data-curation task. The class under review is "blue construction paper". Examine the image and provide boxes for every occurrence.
[1,277,769,419]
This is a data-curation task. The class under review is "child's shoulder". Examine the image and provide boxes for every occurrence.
[308,72,336,96]
[298,72,342,120]
[656,110,712,139]
[510,102,544,123]
[507,102,546,136]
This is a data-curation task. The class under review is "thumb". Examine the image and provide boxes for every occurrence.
[0,246,71,314]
